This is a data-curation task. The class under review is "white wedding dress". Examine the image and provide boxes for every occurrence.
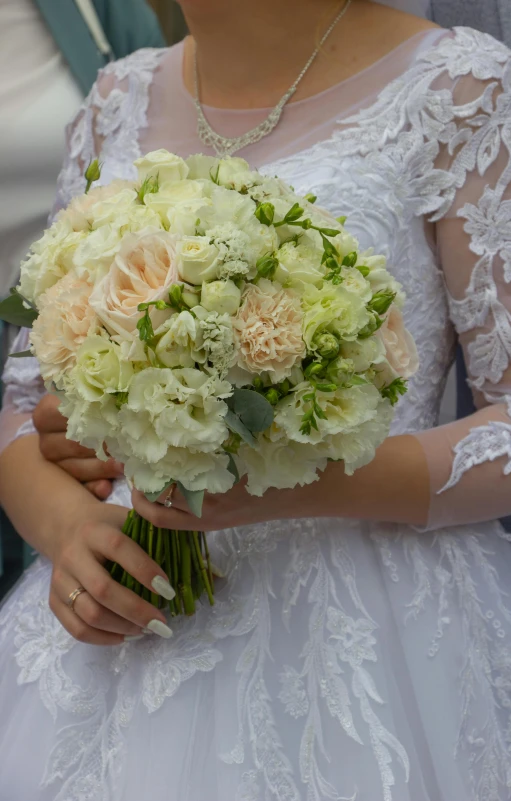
[2,27,511,801]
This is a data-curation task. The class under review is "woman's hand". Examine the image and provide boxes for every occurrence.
[33,394,124,500]
[48,501,175,646]
[131,481,303,533]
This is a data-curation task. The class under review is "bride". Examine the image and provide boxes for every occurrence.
[1,0,511,798]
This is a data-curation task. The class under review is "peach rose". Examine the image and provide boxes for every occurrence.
[233,278,305,382]
[60,180,137,232]
[376,306,419,379]
[30,273,98,382]
[89,229,180,340]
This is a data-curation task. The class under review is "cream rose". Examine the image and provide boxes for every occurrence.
[89,229,180,340]
[69,334,133,401]
[30,274,98,383]
[176,236,222,284]
[201,279,241,316]
[233,279,305,382]
[135,150,189,185]
[376,306,419,379]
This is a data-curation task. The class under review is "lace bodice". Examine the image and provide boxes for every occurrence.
[2,26,511,527]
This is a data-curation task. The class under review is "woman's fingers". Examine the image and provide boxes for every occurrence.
[131,489,201,530]
[39,431,95,462]
[32,393,67,434]
[85,479,114,500]
[52,575,143,636]
[49,587,125,647]
[58,456,124,483]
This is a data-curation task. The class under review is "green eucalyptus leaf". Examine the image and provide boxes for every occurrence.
[0,291,38,327]
[225,409,257,448]
[228,389,274,433]
[176,483,204,518]
[226,453,240,484]
[144,480,174,504]
[9,350,33,358]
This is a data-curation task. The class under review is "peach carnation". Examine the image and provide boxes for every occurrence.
[30,273,98,382]
[233,278,305,382]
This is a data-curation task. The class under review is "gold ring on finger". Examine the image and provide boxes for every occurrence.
[67,586,87,614]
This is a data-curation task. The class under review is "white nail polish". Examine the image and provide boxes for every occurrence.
[210,563,226,579]
[146,619,173,639]
[151,575,176,601]
[124,634,145,642]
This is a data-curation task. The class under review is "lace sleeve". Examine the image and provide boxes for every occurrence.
[414,55,511,528]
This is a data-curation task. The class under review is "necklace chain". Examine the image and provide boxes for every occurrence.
[194,0,353,158]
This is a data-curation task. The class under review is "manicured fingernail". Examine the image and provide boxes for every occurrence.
[145,619,173,639]
[124,634,145,642]
[151,575,176,601]
[210,563,225,578]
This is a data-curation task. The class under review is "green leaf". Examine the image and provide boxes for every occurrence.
[176,483,204,518]
[228,389,274,433]
[226,453,240,484]
[145,480,174,504]
[0,291,38,327]
[225,409,257,448]
[9,350,32,358]
[136,309,155,343]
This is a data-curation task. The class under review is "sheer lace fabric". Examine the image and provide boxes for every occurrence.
[3,28,511,801]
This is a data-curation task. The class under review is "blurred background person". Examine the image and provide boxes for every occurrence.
[0,0,165,593]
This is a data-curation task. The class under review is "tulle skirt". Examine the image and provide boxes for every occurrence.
[2,515,511,801]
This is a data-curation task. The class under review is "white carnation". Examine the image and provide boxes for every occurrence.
[239,436,326,497]
[122,447,235,495]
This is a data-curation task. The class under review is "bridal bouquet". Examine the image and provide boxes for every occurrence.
[0,149,418,615]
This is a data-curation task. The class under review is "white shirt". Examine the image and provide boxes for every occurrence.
[0,0,84,295]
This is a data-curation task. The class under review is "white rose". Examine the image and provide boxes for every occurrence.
[134,150,189,185]
[186,154,220,181]
[68,334,133,401]
[166,199,213,236]
[201,279,241,316]
[176,236,222,284]
[341,267,372,302]
[143,180,209,229]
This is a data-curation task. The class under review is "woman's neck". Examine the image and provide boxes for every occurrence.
[182,0,353,108]
[180,0,438,109]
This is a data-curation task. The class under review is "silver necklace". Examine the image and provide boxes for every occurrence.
[194,0,353,158]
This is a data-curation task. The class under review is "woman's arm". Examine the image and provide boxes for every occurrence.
[132,433,430,531]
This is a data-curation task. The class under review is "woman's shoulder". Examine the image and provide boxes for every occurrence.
[92,42,181,101]
[419,25,511,77]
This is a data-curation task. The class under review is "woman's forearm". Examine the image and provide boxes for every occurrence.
[299,434,430,526]
[0,434,104,561]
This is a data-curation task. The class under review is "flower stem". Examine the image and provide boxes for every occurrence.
[179,530,195,615]
[192,531,214,606]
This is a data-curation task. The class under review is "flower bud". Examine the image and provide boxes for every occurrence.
[284,203,304,223]
[256,253,279,279]
[84,159,102,192]
[265,388,280,406]
[358,312,382,340]
[201,279,241,316]
[253,376,264,392]
[305,362,324,379]
[313,332,340,360]
[255,202,275,226]
[278,379,291,395]
[305,193,317,204]
[182,287,200,308]
[342,252,358,268]
[169,284,183,308]
[155,300,168,311]
[368,290,396,316]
